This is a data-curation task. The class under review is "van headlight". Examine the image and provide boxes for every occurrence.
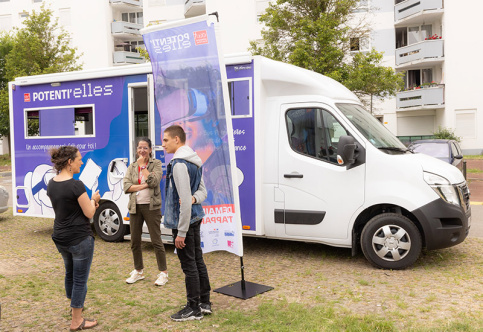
[423,172,461,206]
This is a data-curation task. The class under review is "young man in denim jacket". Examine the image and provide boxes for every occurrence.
[162,125,211,322]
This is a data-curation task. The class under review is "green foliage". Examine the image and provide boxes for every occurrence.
[5,4,82,80]
[137,47,150,61]
[0,4,82,140]
[250,0,402,108]
[344,49,404,111]
[0,153,10,166]
[250,0,358,81]
[433,126,461,142]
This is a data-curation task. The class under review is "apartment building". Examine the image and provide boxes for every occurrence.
[0,0,481,153]
[390,0,482,153]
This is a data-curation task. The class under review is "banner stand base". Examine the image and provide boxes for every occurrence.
[214,280,273,300]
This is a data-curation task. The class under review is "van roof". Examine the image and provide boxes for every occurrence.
[11,54,360,103]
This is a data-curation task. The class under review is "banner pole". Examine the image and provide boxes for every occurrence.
[240,257,246,291]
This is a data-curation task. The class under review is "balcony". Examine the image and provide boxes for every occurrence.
[110,0,143,8]
[396,39,443,67]
[113,51,144,65]
[185,0,206,18]
[111,21,142,37]
[395,0,443,26]
[396,86,444,110]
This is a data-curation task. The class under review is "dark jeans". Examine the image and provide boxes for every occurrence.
[130,204,167,271]
[55,236,95,308]
[173,220,211,309]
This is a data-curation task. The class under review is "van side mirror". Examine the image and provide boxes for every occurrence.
[454,154,463,160]
[337,135,358,166]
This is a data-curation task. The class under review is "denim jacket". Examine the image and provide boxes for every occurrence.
[164,158,205,235]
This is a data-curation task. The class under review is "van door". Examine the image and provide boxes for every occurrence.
[277,104,365,240]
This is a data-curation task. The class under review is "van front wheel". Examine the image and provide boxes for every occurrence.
[94,201,126,242]
[361,213,422,270]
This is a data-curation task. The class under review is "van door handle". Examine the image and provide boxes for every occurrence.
[284,173,303,178]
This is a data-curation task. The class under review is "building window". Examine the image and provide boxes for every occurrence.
[59,8,71,26]
[353,0,369,12]
[0,15,12,32]
[403,68,433,90]
[455,110,476,139]
[398,24,433,48]
[121,12,143,25]
[19,12,29,21]
[115,40,144,53]
[350,37,369,52]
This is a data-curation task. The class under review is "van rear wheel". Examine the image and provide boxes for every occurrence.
[361,213,422,270]
[94,201,126,242]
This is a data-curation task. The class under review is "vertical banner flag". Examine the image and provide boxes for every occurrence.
[142,16,243,256]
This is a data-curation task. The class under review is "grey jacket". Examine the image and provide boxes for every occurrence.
[123,157,162,214]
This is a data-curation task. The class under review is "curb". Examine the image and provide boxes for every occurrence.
[0,171,11,178]
[471,202,483,206]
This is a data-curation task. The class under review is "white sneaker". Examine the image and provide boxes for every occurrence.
[154,272,168,286]
[126,269,145,284]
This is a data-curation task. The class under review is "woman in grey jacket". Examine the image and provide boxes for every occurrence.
[122,138,168,286]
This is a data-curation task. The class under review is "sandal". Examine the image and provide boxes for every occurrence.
[69,318,98,331]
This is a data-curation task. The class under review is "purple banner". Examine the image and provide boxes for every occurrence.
[143,17,243,256]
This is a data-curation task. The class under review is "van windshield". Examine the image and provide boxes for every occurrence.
[336,103,407,150]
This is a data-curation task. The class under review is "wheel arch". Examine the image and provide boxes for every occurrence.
[351,203,426,255]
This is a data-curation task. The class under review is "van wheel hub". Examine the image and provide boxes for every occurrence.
[372,225,411,261]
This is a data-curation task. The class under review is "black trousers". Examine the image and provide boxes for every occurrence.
[172,220,211,309]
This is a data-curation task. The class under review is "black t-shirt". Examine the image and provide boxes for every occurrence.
[47,178,93,248]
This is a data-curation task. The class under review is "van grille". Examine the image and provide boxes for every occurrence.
[457,183,470,212]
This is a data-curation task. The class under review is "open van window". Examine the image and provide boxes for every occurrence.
[286,108,350,164]
[337,103,407,151]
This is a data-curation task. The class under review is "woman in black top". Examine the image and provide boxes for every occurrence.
[47,146,100,331]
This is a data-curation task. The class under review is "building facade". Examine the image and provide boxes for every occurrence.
[0,0,481,153]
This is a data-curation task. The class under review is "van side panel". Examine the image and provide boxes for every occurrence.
[11,74,147,218]
[226,62,256,231]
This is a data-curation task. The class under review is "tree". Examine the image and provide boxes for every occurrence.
[250,0,402,108]
[0,32,15,148]
[0,4,82,151]
[344,49,404,113]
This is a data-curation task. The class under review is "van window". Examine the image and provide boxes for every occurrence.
[25,105,94,138]
[228,79,251,117]
[286,108,349,164]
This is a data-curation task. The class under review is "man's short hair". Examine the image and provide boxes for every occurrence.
[164,125,186,143]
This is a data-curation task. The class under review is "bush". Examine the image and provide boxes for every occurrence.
[433,126,461,142]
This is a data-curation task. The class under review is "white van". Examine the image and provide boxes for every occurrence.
[9,54,470,269]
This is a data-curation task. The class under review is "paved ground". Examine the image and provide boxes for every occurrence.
[2,161,483,237]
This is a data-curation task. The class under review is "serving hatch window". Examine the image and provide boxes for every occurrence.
[25,105,94,138]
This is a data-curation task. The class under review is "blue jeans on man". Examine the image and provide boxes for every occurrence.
[55,236,95,308]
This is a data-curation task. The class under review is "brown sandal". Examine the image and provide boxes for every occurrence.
[69,318,98,331]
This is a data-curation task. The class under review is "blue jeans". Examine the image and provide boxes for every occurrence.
[172,220,211,309]
[55,236,95,308]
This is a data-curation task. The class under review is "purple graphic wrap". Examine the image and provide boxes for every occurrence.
[143,18,243,255]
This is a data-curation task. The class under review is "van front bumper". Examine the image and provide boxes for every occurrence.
[411,198,470,251]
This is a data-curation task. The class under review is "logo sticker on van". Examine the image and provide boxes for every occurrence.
[24,93,30,102]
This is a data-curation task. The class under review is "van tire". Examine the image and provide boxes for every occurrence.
[361,213,422,270]
[94,201,126,242]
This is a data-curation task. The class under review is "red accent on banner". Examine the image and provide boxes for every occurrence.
[194,30,208,45]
